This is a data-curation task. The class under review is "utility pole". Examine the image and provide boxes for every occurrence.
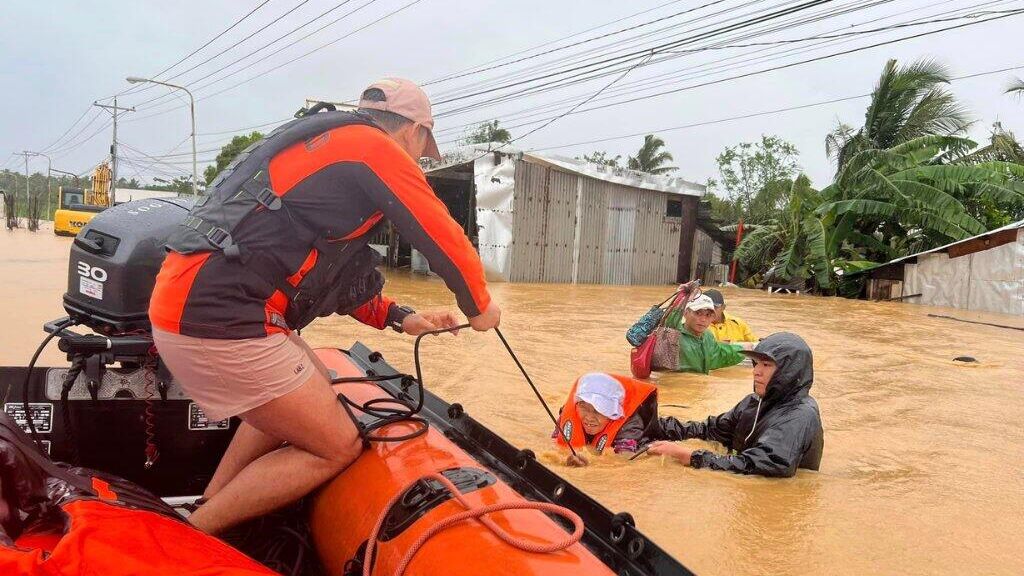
[93,98,134,205]
[15,151,32,226]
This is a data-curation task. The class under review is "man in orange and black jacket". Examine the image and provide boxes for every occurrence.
[149,78,500,534]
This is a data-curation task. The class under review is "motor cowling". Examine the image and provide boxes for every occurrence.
[63,198,194,334]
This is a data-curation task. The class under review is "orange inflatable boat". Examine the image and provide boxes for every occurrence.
[308,344,688,576]
[1,198,691,575]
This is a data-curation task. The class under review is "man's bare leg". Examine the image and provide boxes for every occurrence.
[202,423,283,500]
[187,369,363,535]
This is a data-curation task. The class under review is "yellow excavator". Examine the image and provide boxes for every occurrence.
[54,163,112,236]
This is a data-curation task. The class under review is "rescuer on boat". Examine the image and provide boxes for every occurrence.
[148,78,501,534]
[645,333,824,477]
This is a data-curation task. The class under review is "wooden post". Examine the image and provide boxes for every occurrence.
[676,196,699,282]
[729,218,744,284]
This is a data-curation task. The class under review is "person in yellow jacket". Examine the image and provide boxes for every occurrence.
[704,289,757,343]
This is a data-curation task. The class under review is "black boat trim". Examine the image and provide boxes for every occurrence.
[344,343,693,576]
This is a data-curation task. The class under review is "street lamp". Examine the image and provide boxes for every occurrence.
[125,76,198,196]
[50,167,80,185]
[24,151,52,220]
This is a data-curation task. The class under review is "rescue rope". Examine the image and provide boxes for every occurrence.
[331,325,579,457]
[493,327,579,458]
[363,472,584,576]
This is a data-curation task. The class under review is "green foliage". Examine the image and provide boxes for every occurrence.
[578,151,622,167]
[826,58,971,173]
[203,132,264,185]
[464,120,512,145]
[145,176,194,195]
[2,169,88,222]
[627,135,676,175]
[709,135,799,225]
[734,135,1024,292]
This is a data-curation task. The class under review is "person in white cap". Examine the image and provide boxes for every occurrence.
[553,372,657,466]
[661,293,748,373]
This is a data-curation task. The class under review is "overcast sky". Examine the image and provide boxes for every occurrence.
[2,0,1022,190]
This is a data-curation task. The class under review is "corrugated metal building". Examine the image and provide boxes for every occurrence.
[409,148,711,285]
[855,219,1024,315]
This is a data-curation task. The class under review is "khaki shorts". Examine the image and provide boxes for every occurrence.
[152,329,329,422]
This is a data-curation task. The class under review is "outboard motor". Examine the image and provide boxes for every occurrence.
[12,197,238,497]
[63,197,194,334]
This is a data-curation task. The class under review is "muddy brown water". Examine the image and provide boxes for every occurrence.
[2,226,1022,575]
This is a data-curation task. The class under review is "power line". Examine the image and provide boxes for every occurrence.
[526,62,1024,153]
[498,52,657,152]
[127,0,425,122]
[433,0,895,121]
[110,1,274,101]
[138,0,315,91]
[422,0,730,88]
[198,116,292,136]
[433,0,1000,132]
[130,0,372,111]
[430,0,833,107]
[432,0,932,116]
[35,106,94,154]
[421,0,689,86]
[49,118,113,159]
[442,9,1024,144]
[182,0,382,102]
[428,0,787,102]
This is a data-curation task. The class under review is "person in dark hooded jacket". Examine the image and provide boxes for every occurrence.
[645,332,823,477]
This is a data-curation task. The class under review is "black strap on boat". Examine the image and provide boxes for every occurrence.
[332,324,471,444]
[332,324,579,458]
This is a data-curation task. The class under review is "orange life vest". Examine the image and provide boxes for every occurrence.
[555,374,657,454]
[0,412,274,576]
[2,499,275,575]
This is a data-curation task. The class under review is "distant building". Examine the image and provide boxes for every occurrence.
[389,147,718,285]
[857,220,1024,315]
[112,188,181,203]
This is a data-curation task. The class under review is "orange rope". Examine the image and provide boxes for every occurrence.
[364,472,584,576]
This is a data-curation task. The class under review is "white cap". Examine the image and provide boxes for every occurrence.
[685,293,716,312]
[575,373,625,420]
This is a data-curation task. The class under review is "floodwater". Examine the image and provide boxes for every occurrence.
[3,225,1023,575]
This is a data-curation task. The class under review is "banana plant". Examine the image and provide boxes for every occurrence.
[734,136,1023,292]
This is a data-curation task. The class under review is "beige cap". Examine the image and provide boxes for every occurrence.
[685,294,716,312]
[358,77,441,160]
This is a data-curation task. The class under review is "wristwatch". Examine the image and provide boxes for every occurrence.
[387,304,416,333]
[689,450,706,469]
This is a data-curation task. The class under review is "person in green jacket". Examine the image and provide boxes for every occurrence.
[663,293,747,373]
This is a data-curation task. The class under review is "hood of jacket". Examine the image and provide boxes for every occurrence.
[747,332,813,405]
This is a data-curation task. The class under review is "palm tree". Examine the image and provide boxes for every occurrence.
[959,123,1024,165]
[826,59,971,172]
[736,137,1024,291]
[1006,77,1024,99]
[627,135,677,175]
